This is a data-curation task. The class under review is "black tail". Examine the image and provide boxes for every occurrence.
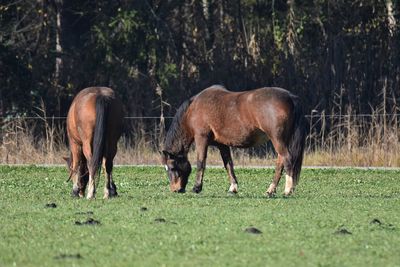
[90,95,109,177]
[287,95,306,184]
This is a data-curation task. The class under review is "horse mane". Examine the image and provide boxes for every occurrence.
[164,98,193,154]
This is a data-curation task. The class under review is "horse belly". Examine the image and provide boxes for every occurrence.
[249,130,270,147]
[214,127,269,148]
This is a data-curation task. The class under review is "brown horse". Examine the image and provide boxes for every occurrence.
[65,87,124,199]
[161,85,306,196]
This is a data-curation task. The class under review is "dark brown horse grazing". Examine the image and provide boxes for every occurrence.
[65,87,124,199]
[161,85,306,196]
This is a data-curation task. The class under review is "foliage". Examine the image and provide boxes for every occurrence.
[1,0,399,118]
[0,166,399,266]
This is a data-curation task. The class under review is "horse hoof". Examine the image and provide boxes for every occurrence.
[227,191,238,197]
[103,194,117,199]
[265,192,276,198]
[192,185,202,193]
[283,192,292,198]
[109,190,118,198]
[284,190,294,197]
[228,183,238,193]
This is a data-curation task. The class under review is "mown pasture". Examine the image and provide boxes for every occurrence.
[0,166,399,267]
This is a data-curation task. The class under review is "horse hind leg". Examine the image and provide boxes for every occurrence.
[86,173,96,200]
[269,151,295,196]
[82,142,97,199]
[282,153,298,196]
[267,154,294,197]
[103,157,117,199]
[69,142,86,198]
[77,157,88,197]
[266,154,284,197]
[265,135,292,197]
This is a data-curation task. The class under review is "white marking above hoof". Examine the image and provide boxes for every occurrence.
[229,183,238,193]
[86,192,95,200]
[266,184,276,194]
[284,174,294,196]
[284,188,294,196]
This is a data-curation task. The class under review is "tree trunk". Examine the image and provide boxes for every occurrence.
[386,0,396,37]
[202,0,209,20]
[53,0,63,115]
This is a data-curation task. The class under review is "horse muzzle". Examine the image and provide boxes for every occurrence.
[170,183,186,193]
[71,188,80,197]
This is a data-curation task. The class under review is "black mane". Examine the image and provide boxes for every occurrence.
[164,98,193,154]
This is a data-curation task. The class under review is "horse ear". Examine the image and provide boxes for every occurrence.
[161,150,169,164]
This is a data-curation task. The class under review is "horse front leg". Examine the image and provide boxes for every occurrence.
[218,144,238,194]
[192,135,208,193]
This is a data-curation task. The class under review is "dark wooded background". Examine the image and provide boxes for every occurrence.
[1,0,399,120]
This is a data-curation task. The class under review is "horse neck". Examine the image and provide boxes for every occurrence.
[165,117,193,155]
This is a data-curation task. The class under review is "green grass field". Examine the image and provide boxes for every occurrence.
[0,166,399,267]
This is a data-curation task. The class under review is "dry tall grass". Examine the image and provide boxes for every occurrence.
[1,112,399,167]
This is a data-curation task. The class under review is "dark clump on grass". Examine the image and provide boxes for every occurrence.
[370,218,382,225]
[153,217,178,224]
[370,218,396,230]
[334,227,352,235]
[75,218,101,226]
[140,207,148,211]
[75,211,94,215]
[245,227,262,234]
[54,253,82,260]
[45,203,57,208]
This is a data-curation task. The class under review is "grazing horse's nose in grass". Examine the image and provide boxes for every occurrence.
[71,188,79,197]
[71,184,80,197]
[171,187,186,193]
[170,184,186,193]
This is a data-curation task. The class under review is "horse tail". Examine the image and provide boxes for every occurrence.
[90,95,109,177]
[287,95,306,184]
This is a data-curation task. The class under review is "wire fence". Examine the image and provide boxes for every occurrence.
[1,113,399,152]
